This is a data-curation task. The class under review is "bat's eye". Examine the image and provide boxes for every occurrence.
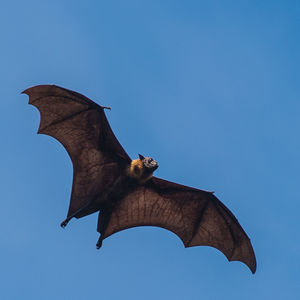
[149,158,153,163]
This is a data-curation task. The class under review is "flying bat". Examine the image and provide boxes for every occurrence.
[23,85,256,273]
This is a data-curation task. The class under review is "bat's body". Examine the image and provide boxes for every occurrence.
[23,85,256,273]
[61,155,157,232]
[128,156,158,183]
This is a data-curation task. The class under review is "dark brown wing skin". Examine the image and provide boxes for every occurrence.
[101,176,256,273]
[23,85,131,219]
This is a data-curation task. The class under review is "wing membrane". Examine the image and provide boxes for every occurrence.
[23,85,131,217]
[102,177,256,273]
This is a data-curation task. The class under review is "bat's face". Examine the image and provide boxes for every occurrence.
[142,157,159,172]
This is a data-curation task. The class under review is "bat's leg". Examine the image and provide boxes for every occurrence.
[60,199,95,228]
[96,208,113,249]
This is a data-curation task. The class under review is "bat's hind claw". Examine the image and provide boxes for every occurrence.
[96,237,103,249]
[60,218,70,228]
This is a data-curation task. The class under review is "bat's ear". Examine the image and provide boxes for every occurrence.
[138,154,145,160]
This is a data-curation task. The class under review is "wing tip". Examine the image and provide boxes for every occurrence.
[229,256,257,274]
[185,241,257,274]
[250,263,257,274]
[228,244,257,274]
[21,85,58,104]
[21,84,103,109]
[22,84,57,93]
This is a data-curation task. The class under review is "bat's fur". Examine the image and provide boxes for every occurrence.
[128,158,157,184]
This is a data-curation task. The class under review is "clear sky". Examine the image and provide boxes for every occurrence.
[1,1,299,299]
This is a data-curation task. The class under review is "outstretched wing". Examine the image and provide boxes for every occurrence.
[23,84,131,218]
[101,177,256,273]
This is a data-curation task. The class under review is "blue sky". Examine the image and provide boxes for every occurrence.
[1,1,299,299]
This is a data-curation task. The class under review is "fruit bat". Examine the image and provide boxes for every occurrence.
[23,85,256,273]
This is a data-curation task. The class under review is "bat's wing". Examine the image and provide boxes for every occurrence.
[102,177,256,273]
[23,85,131,219]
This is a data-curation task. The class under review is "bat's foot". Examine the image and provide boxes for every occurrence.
[96,237,103,249]
[60,218,70,228]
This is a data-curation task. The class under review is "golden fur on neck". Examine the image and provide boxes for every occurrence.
[128,159,153,183]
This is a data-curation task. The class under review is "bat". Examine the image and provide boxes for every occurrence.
[23,84,256,273]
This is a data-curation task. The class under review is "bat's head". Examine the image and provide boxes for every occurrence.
[139,154,158,172]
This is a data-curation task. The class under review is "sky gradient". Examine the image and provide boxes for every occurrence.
[1,1,299,299]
